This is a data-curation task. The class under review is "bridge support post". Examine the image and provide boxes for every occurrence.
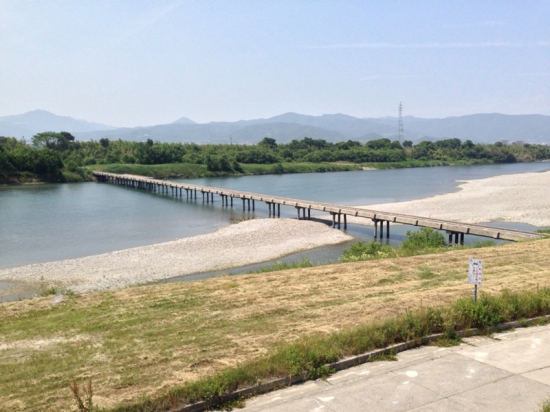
[278,204,280,217]
[253,200,255,211]
[231,196,233,207]
[243,199,245,211]
[297,207,301,220]
[373,219,378,238]
[380,220,384,238]
[460,233,464,245]
[344,214,347,229]
[386,221,390,238]
[248,199,251,211]
[338,213,341,229]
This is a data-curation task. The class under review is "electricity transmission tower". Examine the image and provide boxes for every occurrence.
[397,102,404,143]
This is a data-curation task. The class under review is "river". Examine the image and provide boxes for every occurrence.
[1,162,549,269]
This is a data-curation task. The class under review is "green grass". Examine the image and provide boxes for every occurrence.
[362,158,494,170]
[250,258,314,273]
[90,162,361,180]
[541,398,550,412]
[537,229,550,234]
[107,288,550,411]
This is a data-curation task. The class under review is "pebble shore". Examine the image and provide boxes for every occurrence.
[0,219,352,295]
[361,170,550,227]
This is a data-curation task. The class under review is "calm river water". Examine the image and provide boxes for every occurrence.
[1,162,549,269]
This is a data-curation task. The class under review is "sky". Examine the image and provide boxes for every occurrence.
[1,1,549,127]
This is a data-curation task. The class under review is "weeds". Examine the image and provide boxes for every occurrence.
[471,240,496,248]
[541,398,550,412]
[339,228,501,265]
[39,285,58,296]
[251,258,314,273]
[401,227,446,252]
[339,241,396,263]
[69,378,95,412]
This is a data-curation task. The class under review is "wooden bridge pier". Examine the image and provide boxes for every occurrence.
[447,231,465,247]
[372,219,390,239]
[296,206,311,220]
[220,194,232,207]
[242,198,255,211]
[266,202,281,218]
[330,212,347,229]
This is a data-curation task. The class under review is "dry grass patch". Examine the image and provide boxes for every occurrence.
[1,239,550,410]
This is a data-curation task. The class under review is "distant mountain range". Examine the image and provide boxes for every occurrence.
[1,110,549,145]
[0,110,115,139]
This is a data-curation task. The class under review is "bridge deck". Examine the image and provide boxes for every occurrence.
[93,172,546,242]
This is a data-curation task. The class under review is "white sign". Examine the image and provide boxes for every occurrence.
[468,258,483,285]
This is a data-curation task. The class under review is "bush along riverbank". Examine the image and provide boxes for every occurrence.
[3,133,550,183]
[253,228,496,274]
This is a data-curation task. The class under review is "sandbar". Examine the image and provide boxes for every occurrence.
[0,219,352,297]
[354,170,550,227]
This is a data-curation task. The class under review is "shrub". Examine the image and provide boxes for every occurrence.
[401,228,446,252]
[339,241,397,263]
[82,156,97,166]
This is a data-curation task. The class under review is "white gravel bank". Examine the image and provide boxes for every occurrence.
[0,219,352,294]
[359,170,550,227]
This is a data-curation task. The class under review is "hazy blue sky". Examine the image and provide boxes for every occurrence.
[1,1,549,127]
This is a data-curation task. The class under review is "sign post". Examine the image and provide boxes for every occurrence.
[468,258,483,302]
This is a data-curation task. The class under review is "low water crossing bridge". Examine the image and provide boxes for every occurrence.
[93,172,546,244]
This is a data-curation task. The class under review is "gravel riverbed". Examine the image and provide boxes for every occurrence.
[0,219,352,296]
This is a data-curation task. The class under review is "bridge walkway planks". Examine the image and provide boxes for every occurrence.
[93,172,547,243]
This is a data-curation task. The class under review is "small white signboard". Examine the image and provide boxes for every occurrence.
[468,258,483,286]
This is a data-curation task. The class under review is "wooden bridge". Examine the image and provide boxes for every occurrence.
[93,172,546,244]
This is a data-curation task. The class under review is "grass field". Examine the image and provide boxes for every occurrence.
[1,238,550,410]
[90,161,362,180]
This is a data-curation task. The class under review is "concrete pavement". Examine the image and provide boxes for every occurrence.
[242,324,550,411]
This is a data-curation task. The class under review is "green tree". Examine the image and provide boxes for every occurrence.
[258,137,277,149]
[31,131,74,150]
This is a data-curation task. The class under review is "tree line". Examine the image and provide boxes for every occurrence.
[1,131,550,183]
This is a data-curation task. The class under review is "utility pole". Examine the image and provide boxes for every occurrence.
[397,102,404,143]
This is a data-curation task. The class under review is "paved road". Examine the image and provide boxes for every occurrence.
[242,324,550,411]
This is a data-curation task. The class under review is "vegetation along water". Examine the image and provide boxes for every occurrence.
[2,133,550,183]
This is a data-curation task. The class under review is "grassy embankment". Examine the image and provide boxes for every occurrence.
[2,238,550,411]
[89,162,362,180]
[361,158,495,170]
[6,158,522,184]
[89,158,498,180]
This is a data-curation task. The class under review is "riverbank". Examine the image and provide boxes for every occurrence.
[2,238,550,411]
[0,219,352,298]
[359,169,550,227]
